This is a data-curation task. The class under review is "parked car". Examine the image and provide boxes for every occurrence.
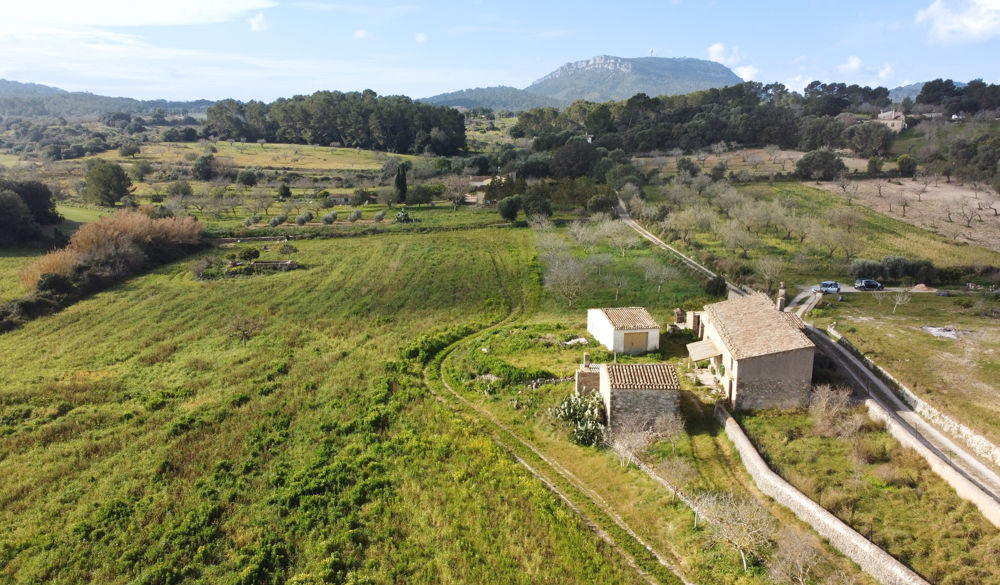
[854,278,884,291]
[813,281,841,294]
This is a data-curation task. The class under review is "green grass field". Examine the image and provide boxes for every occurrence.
[0,229,652,584]
[0,248,42,302]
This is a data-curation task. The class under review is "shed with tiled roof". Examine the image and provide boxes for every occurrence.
[687,293,815,411]
[587,307,660,355]
[598,363,681,428]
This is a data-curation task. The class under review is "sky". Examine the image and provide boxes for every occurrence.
[1,0,999,102]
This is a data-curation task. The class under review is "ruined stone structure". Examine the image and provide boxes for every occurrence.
[598,363,680,428]
[686,292,814,410]
[574,352,601,395]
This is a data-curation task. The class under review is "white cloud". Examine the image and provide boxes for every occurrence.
[248,12,268,32]
[878,63,894,80]
[415,32,427,43]
[734,65,759,81]
[916,0,1000,43]
[2,0,276,27]
[836,55,863,73]
[354,29,372,39]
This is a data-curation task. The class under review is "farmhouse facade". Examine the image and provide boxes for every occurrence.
[875,110,906,133]
[686,293,814,411]
[587,307,660,355]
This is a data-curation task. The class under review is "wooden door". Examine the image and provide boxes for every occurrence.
[622,331,646,354]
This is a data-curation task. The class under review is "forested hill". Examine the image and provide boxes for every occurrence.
[419,86,564,111]
[525,56,744,103]
[0,79,214,118]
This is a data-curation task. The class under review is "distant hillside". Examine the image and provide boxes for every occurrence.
[421,55,742,111]
[420,86,564,111]
[524,55,743,104]
[889,81,969,102]
[0,79,214,118]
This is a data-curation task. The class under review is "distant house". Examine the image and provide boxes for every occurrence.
[876,110,906,133]
[686,293,814,411]
[599,363,680,428]
[327,193,352,205]
[587,307,660,355]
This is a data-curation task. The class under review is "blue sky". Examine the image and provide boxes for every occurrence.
[1,0,998,101]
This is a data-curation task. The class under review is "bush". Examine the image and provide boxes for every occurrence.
[373,209,386,223]
[705,275,728,296]
[348,210,361,222]
[549,392,605,447]
[322,211,337,224]
[795,149,847,181]
[269,214,287,228]
[393,208,412,223]
[497,195,521,222]
[295,212,312,225]
[277,243,297,255]
[239,248,260,261]
[896,154,917,178]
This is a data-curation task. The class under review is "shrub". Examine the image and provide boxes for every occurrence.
[705,275,728,297]
[373,210,386,223]
[348,210,361,222]
[795,149,847,181]
[896,154,917,177]
[239,248,260,261]
[277,243,297,255]
[36,273,75,295]
[549,392,605,446]
[322,211,337,224]
[393,208,412,223]
[269,214,287,228]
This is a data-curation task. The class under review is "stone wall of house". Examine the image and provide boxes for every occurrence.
[605,388,679,428]
[715,404,930,585]
[575,367,600,395]
[732,349,813,411]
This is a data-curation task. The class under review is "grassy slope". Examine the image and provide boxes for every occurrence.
[643,181,1000,288]
[810,293,1000,445]
[0,229,647,584]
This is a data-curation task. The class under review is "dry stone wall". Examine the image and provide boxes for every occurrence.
[607,389,679,428]
[715,404,930,585]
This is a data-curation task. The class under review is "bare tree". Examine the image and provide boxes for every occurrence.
[872,290,888,305]
[841,236,864,263]
[769,525,824,585]
[226,315,264,347]
[544,255,589,307]
[601,220,640,257]
[873,179,887,198]
[755,256,784,293]
[830,207,862,233]
[810,384,852,437]
[720,220,759,258]
[607,414,653,468]
[606,271,630,301]
[656,456,695,502]
[892,289,912,314]
[653,410,685,454]
[703,491,775,572]
[528,214,554,231]
[648,264,681,293]
[590,253,613,277]
[959,201,982,227]
[809,226,841,259]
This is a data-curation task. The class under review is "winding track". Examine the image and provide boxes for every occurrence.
[420,250,693,585]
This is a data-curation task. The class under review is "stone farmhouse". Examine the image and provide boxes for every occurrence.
[686,292,814,411]
[575,354,680,428]
[587,307,660,355]
[875,110,906,133]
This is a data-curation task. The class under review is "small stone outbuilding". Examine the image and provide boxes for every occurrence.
[587,307,660,355]
[686,293,814,411]
[599,363,680,428]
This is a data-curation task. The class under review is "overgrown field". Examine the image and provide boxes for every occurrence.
[810,292,1000,445]
[0,228,650,584]
[740,409,1000,584]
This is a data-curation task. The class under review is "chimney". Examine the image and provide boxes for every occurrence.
[777,281,787,312]
[583,352,591,367]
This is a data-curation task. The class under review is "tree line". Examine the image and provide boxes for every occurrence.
[204,90,466,156]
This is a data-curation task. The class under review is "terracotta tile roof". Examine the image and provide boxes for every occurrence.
[600,307,659,330]
[605,363,680,390]
[703,293,814,360]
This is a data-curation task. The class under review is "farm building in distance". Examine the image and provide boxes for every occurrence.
[587,307,660,355]
[685,293,814,411]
